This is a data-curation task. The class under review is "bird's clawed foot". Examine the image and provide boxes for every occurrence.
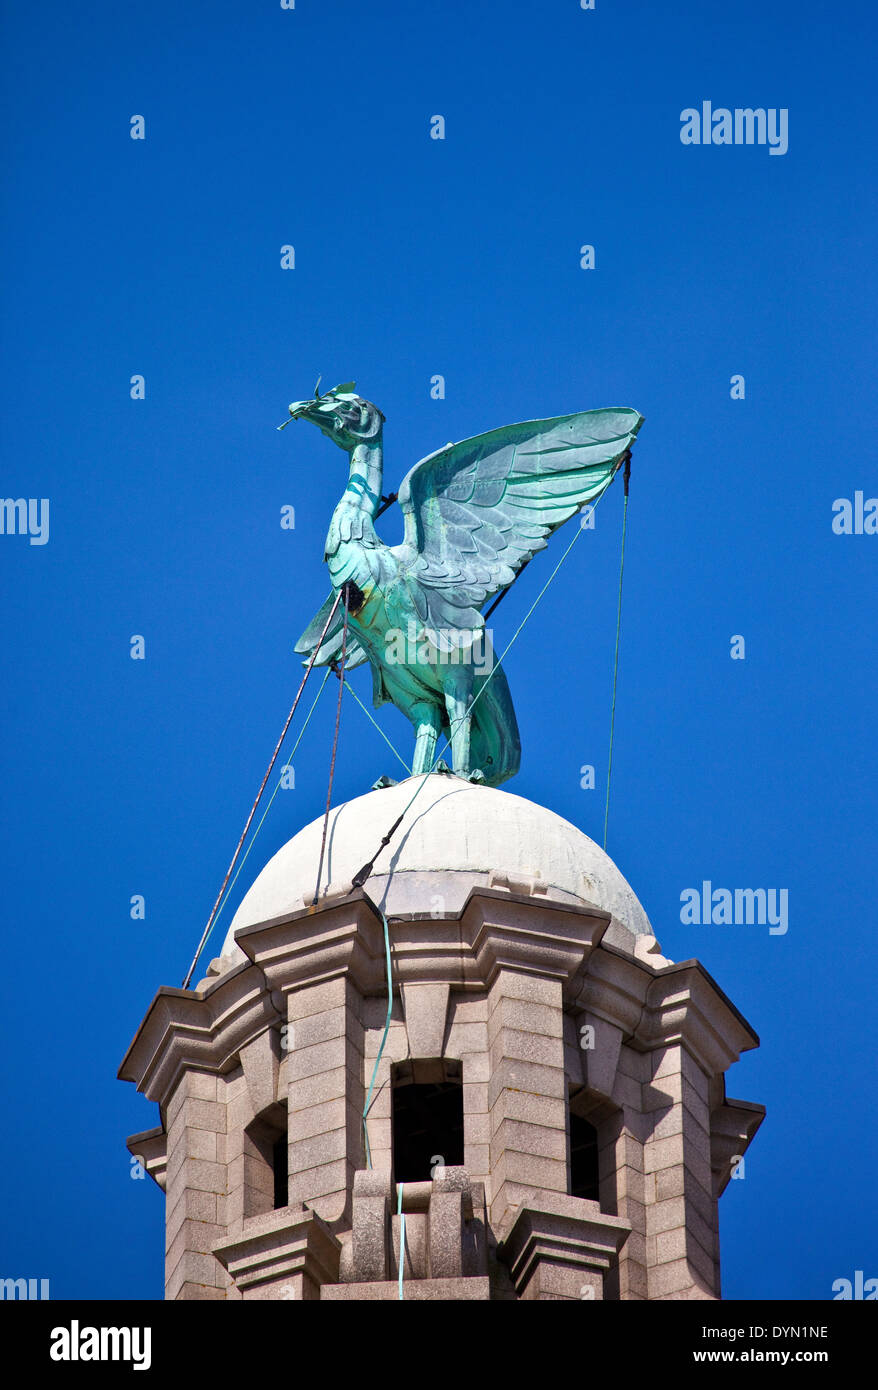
[434,759,454,776]
[467,768,487,785]
[371,774,399,790]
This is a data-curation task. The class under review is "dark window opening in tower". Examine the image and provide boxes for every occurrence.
[243,1100,288,1217]
[272,1133,288,1210]
[569,1111,600,1201]
[391,1060,464,1183]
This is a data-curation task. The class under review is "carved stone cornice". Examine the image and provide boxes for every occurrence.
[125,1127,167,1191]
[118,890,759,1118]
[636,961,759,1075]
[117,959,279,1108]
[499,1194,631,1298]
[462,889,608,991]
[213,1207,341,1294]
[711,1098,766,1195]
[233,893,386,995]
[571,942,650,1034]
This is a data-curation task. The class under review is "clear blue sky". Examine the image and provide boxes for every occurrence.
[1,0,875,1300]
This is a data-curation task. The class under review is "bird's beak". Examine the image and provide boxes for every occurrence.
[277,398,316,431]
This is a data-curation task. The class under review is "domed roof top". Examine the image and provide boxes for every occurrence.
[219,774,654,964]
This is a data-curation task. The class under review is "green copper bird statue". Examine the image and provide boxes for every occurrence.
[283,384,643,787]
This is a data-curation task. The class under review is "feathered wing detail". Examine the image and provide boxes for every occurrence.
[294,592,370,669]
[393,407,644,630]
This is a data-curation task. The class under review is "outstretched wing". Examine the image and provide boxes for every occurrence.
[295,592,370,669]
[393,407,643,631]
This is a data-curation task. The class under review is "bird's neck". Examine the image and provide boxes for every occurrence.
[341,440,383,518]
[325,440,384,568]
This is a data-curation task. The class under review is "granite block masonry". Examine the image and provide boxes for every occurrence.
[120,775,763,1300]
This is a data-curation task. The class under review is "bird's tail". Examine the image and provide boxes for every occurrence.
[470,662,521,787]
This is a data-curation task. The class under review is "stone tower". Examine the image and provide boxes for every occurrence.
[120,775,764,1301]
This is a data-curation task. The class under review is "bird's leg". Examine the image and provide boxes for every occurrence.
[410,701,442,775]
[443,675,474,779]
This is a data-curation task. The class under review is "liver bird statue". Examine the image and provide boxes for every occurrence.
[283,384,643,787]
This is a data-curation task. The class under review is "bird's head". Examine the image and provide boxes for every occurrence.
[281,380,384,451]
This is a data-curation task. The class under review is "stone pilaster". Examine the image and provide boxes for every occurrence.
[446,994,491,1184]
[487,970,568,1233]
[359,994,408,1173]
[164,1071,228,1300]
[602,1043,650,1300]
[642,1044,719,1299]
[286,977,365,1226]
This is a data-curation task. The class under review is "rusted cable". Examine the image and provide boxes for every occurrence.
[182,591,343,987]
[311,584,351,905]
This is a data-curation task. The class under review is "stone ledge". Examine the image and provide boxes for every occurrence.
[213,1207,340,1295]
[711,1097,766,1195]
[126,1127,167,1191]
[498,1194,631,1300]
[321,1276,491,1301]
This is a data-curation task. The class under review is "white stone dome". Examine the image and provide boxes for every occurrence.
[219,774,656,966]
